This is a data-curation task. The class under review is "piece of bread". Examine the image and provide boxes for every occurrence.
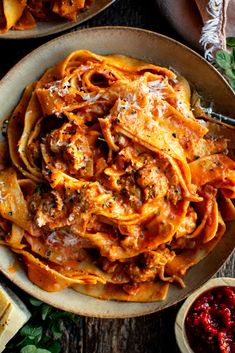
[0,283,31,352]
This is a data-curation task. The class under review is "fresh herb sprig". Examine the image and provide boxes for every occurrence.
[5,297,80,353]
[215,37,235,90]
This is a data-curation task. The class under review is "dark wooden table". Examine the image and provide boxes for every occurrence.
[0,1,234,352]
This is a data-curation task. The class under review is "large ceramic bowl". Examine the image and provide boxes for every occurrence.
[0,27,234,318]
[0,0,116,39]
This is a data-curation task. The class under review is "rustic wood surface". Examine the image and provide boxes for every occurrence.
[0,0,234,352]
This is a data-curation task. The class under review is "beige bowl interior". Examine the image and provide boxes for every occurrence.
[0,0,116,39]
[0,27,234,318]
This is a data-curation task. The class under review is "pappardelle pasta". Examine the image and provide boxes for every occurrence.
[0,0,93,32]
[0,50,234,302]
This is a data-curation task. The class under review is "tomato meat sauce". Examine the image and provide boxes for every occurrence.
[185,286,235,353]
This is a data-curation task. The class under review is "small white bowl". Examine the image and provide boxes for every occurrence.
[175,277,235,353]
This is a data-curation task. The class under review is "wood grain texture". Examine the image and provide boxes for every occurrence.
[83,308,181,353]
[0,0,234,352]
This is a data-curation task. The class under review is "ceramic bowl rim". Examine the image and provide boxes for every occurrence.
[0,26,234,318]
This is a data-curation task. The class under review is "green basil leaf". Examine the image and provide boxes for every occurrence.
[33,333,43,345]
[226,37,235,47]
[51,323,62,339]
[225,68,235,79]
[19,337,38,348]
[8,336,32,349]
[5,294,81,353]
[29,298,43,307]
[29,327,42,339]
[21,325,42,340]
[41,304,52,320]
[229,79,235,90]
[232,48,235,63]
[20,325,32,337]
[20,325,41,338]
[39,335,51,345]
[20,345,37,353]
[49,312,68,321]
[47,341,61,353]
[17,337,35,348]
[216,50,232,69]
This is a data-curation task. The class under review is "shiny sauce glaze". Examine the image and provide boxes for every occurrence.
[185,286,235,353]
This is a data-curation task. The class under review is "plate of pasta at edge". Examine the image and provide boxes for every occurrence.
[0,27,234,318]
[0,0,116,39]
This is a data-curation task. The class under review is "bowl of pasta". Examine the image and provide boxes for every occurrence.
[0,27,234,318]
[0,0,116,39]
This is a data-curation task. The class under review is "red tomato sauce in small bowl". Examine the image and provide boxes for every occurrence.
[185,286,235,353]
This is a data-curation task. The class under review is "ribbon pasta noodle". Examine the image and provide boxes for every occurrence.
[0,0,93,32]
[0,50,235,302]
